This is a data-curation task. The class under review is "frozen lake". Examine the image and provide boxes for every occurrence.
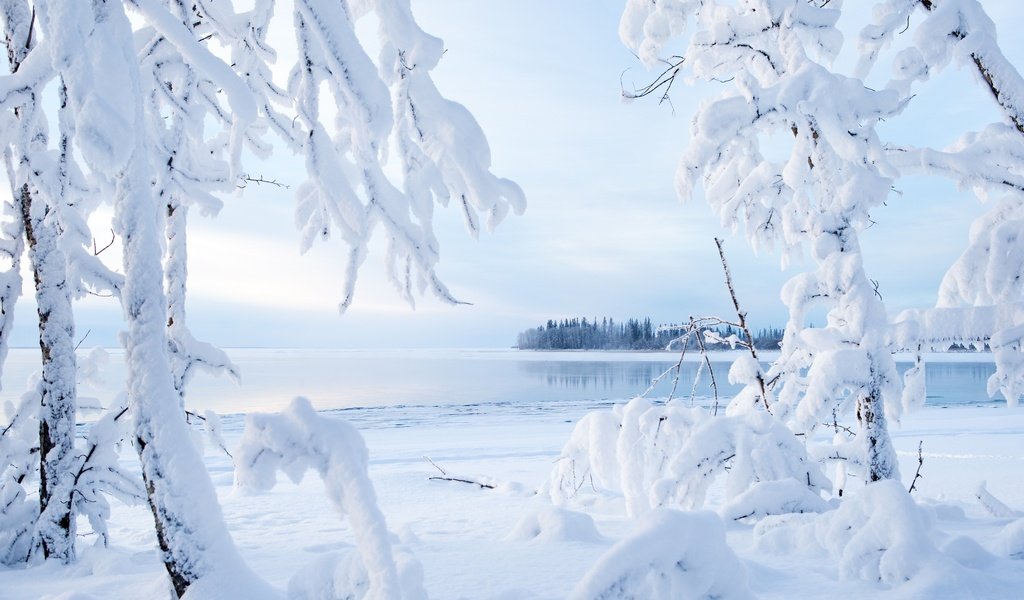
[1,348,1006,426]
[2,348,1023,599]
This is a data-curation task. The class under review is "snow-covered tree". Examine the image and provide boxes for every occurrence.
[136,1,242,407]
[0,0,80,562]
[220,0,525,311]
[0,0,119,562]
[619,0,1024,487]
[0,0,521,595]
[621,0,906,484]
[864,1,1024,408]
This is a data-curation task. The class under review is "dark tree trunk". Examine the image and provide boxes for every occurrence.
[20,182,78,562]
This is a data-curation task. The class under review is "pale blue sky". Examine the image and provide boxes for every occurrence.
[11,1,1024,349]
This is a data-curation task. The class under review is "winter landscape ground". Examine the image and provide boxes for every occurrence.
[3,349,1024,599]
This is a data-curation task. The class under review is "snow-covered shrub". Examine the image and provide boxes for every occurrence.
[506,506,604,543]
[235,397,425,600]
[546,397,828,518]
[70,393,146,548]
[755,480,941,587]
[568,508,754,600]
[1,363,142,563]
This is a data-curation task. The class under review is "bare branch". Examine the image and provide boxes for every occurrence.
[237,174,289,189]
[74,329,91,351]
[908,440,924,493]
[424,456,494,489]
[621,55,685,108]
[715,238,771,412]
[93,229,116,255]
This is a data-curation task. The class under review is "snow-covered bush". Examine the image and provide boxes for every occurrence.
[568,508,754,600]
[235,397,425,600]
[546,397,828,518]
[1,366,143,564]
[755,480,941,586]
[506,506,605,544]
[70,393,146,549]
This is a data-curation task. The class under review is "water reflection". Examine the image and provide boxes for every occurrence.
[518,359,744,402]
[519,357,1000,406]
[521,361,669,391]
[921,362,998,405]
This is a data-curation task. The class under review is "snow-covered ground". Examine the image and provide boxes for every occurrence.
[1,392,1022,598]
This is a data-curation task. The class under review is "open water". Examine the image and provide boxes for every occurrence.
[0,348,1004,429]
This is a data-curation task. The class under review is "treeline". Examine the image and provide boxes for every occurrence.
[515,317,784,351]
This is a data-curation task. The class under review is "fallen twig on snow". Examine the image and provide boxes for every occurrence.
[424,456,495,490]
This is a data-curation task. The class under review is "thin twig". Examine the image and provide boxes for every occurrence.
[428,475,495,489]
[715,238,771,413]
[621,55,685,108]
[74,329,91,351]
[424,455,447,476]
[93,229,116,255]
[424,456,494,489]
[908,441,924,493]
[237,174,289,189]
[690,317,720,412]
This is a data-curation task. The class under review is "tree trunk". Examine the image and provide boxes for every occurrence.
[857,366,898,483]
[20,182,77,562]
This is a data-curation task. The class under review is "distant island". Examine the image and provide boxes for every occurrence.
[515,317,783,351]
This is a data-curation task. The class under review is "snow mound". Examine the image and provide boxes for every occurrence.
[720,478,831,521]
[940,535,996,569]
[568,509,754,600]
[506,506,604,543]
[288,545,426,600]
[181,560,283,600]
[995,518,1024,559]
[755,479,941,586]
